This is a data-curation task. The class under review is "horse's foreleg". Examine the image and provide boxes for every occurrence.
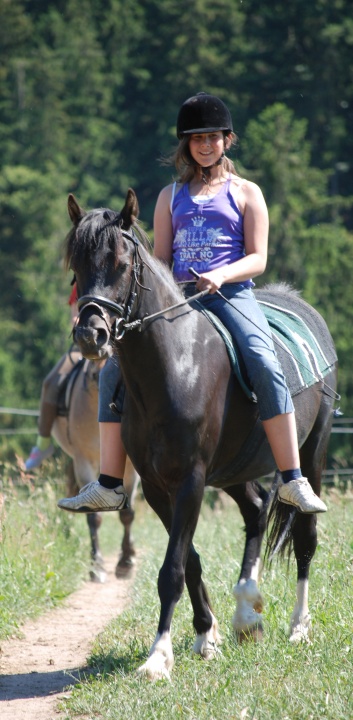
[136,631,174,681]
[185,545,221,659]
[138,472,205,679]
[232,578,264,642]
[86,513,106,583]
[225,482,268,641]
[135,480,175,679]
[116,507,136,577]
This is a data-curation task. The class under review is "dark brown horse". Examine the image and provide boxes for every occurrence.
[52,358,139,582]
[65,189,338,679]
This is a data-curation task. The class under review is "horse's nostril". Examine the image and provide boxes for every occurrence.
[84,328,97,342]
[97,327,109,346]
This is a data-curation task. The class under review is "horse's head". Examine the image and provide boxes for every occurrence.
[66,188,143,360]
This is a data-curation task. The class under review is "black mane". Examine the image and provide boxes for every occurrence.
[64,207,152,273]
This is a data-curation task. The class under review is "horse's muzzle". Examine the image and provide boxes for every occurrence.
[74,322,112,360]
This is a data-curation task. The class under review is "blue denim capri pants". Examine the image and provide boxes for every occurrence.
[187,282,294,421]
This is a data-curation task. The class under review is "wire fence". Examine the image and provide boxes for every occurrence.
[0,406,39,435]
[0,408,352,483]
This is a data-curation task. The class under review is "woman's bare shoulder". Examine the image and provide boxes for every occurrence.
[233,177,265,199]
[229,176,266,214]
[157,182,181,203]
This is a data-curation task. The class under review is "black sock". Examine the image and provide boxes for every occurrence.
[98,473,124,489]
[282,468,302,484]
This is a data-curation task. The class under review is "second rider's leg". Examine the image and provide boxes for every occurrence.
[25,350,81,470]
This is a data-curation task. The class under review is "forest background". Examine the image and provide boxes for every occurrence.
[1,0,352,465]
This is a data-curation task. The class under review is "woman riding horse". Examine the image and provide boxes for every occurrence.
[58,92,326,515]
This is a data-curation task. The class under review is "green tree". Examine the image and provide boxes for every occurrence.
[1,0,353,451]
[240,104,333,285]
[240,103,353,414]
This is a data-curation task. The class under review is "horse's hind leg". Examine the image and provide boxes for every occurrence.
[289,400,333,642]
[86,513,106,583]
[287,512,317,642]
[224,481,269,641]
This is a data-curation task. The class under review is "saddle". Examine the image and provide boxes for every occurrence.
[195,295,337,402]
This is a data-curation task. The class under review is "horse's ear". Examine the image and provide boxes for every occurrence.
[120,188,139,229]
[68,194,85,226]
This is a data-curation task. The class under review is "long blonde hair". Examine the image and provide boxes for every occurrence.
[162,132,239,184]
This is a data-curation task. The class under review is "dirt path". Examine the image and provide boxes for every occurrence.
[0,556,137,720]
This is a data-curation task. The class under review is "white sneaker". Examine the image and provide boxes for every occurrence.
[278,477,327,514]
[24,444,54,471]
[57,480,128,513]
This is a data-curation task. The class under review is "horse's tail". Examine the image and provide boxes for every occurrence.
[264,471,297,565]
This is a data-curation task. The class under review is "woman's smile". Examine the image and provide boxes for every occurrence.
[189,132,224,165]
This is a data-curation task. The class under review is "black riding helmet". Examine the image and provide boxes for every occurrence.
[176,92,233,139]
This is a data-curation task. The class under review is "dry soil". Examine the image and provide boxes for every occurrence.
[0,556,136,719]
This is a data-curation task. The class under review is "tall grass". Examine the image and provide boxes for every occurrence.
[0,457,94,638]
[59,488,353,720]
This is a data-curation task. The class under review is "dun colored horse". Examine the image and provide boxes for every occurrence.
[65,189,338,679]
[52,358,139,582]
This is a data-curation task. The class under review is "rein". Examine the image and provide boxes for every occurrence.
[122,289,210,332]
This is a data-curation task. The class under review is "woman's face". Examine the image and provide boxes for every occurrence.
[188,131,226,167]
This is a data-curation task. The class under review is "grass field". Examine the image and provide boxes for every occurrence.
[1,461,352,719]
[59,489,353,720]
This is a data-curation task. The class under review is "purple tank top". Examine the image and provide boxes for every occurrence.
[172,179,253,285]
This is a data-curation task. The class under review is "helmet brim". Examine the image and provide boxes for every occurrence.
[178,126,232,139]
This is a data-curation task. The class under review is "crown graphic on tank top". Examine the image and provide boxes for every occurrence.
[191,215,206,227]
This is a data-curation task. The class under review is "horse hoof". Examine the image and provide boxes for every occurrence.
[115,558,135,578]
[289,625,312,644]
[236,624,264,643]
[89,568,107,583]
[136,662,172,682]
[193,614,221,658]
[193,639,221,660]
